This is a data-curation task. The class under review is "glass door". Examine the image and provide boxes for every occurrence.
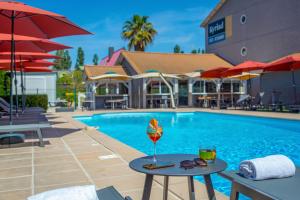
[178,80,188,106]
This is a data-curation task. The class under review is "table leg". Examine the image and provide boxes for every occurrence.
[187,176,196,200]
[163,176,169,200]
[204,175,216,200]
[36,129,44,147]
[142,174,153,200]
[230,182,239,200]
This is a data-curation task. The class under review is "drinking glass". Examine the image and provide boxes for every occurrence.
[199,146,216,163]
[147,119,163,164]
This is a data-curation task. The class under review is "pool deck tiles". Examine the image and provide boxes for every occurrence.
[1,108,300,200]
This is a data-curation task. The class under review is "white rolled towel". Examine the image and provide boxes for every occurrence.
[27,185,99,200]
[239,155,296,180]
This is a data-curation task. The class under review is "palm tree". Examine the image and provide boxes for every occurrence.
[122,15,157,51]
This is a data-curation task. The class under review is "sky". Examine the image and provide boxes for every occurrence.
[21,0,219,67]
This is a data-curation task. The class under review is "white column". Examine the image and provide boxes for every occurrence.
[174,79,178,106]
[142,78,147,108]
[116,82,120,95]
[188,79,193,106]
[242,80,247,94]
[231,80,234,107]
[216,80,221,109]
[128,81,132,108]
[92,82,96,110]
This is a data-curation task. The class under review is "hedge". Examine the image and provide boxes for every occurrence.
[1,94,48,111]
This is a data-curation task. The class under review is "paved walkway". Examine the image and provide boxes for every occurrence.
[1,108,299,200]
[0,110,228,200]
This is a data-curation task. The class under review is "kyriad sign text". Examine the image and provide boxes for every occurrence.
[208,18,225,44]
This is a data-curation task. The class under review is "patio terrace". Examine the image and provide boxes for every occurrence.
[1,108,299,200]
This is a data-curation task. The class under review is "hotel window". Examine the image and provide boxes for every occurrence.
[161,82,170,94]
[193,81,205,93]
[240,14,247,24]
[119,83,128,94]
[232,82,241,93]
[205,81,216,93]
[221,82,231,93]
[147,81,160,94]
[108,83,117,94]
[241,47,247,57]
[97,84,106,95]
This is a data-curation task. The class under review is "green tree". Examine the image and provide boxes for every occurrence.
[75,47,85,70]
[0,71,10,96]
[92,54,99,65]
[53,50,64,70]
[56,70,85,107]
[122,15,157,51]
[64,50,72,70]
[174,44,181,53]
[53,50,72,71]
[191,49,197,54]
[201,49,206,54]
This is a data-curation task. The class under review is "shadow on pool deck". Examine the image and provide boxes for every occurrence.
[0,110,229,200]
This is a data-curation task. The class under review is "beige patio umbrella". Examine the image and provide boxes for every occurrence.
[132,72,179,79]
[89,73,131,81]
[132,70,179,108]
[227,72,260,81]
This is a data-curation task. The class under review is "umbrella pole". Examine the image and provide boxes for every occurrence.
[292,70,297,104]
[13,50,19,117]
[9,12,16,124]
[20,62,25,112]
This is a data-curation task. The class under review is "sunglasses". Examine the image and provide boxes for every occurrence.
[180,158,207,169]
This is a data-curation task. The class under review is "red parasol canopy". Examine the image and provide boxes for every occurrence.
[0,33,70,52]
[0,51,59,60]
[0,66,52,72]
[0,59,54,67]
[0,1,91,39]
[264,53,300,72]
[200,67,230,79]
[223,60,266,77]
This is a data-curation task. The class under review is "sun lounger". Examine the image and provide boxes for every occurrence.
[219,167,300,200]
[0,123,51,147]
[97,186,132,200]
[289,105,300,113]
[0,97,44,113]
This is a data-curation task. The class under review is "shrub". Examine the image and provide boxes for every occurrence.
[1,94,48,111]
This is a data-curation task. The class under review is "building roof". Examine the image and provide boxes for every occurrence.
[84,65,127,80]
[200,0,228,27]
[120,51,232,74]
[99,48,124,66]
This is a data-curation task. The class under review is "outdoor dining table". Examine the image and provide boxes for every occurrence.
[106,99,126,109]
[129,154,227,200]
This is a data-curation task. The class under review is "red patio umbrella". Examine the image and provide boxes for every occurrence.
[264,53,300,104]
[0,52,59,60]
[0,66,52,72]
[0,59,54,67]
[0,1,91,123]
[0,1,91,38]
[200,67,229,79]
[222,61,266,77]
[0,33,70,52]
[200,67,230,108]
[222,60,266,100]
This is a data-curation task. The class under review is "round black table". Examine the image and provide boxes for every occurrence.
[129,154,227,200]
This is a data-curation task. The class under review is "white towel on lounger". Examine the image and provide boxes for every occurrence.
[27,185,99,200]
[239,155,296,180]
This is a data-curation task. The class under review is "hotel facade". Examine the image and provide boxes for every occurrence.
[201,0,300,104]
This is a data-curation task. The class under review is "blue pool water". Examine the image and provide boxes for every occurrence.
[75,112,300,197]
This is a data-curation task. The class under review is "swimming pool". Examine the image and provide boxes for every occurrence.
[75,112,300,197]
